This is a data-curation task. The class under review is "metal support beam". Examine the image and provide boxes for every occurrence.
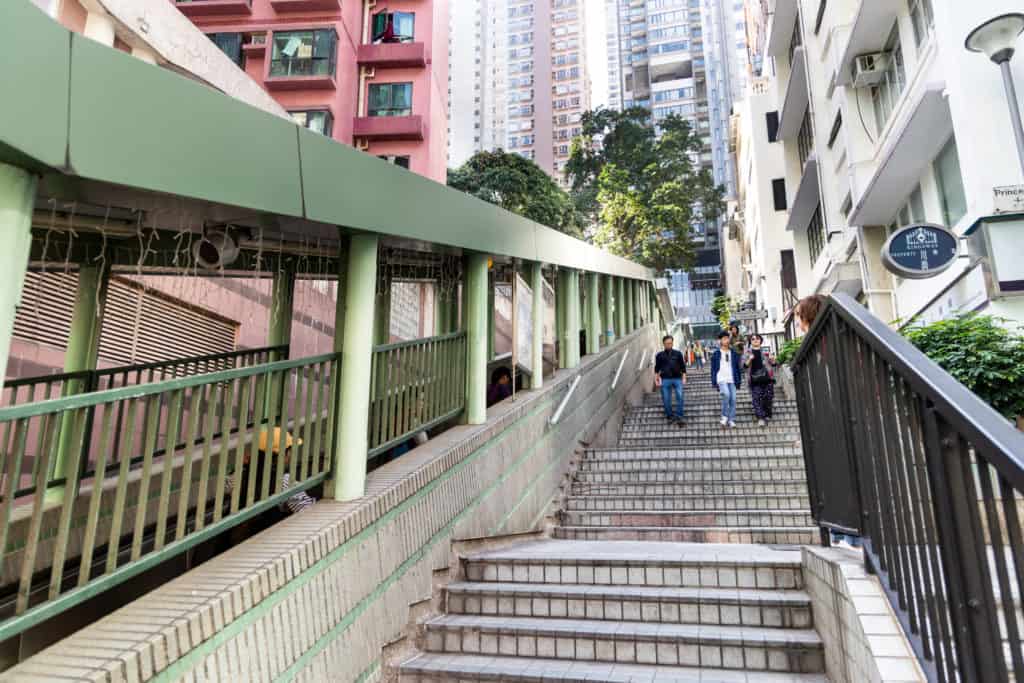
[586,272,600,355]
[565,269,581,368]
[603,274,615,346]
[464,253,489,425]
[330,234,379,501]
[0,165,37,393]
[529,262,544,389]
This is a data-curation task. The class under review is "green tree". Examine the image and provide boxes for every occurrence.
[447,150,582,237]
[566,107,726,271]
[903,314,1024,420]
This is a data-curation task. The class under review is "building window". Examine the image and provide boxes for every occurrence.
[291,110,333,136]
[372,11,415,44]
[270,29,338,78]
[908,0,934,48]
[772,179,788,211]
[797,110,814,167]
[807,205,826,266]
[871,25,906,134]
[378,155,411,169]
[209,33,243,68]
[765,111,779,143]
[934,137,967,227]
[368,83,413,117]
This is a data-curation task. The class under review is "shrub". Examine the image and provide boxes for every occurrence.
[776,336,803,366]
[903,314,1024,420]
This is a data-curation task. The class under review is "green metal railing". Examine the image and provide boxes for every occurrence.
[367,332,466,457]
[0,352,338,640]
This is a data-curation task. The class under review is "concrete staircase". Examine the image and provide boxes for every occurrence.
[399,368,828,681]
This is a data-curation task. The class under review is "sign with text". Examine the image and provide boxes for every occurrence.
[994,185,1024,214]
[881,224,959,280]
[733,309,769,321]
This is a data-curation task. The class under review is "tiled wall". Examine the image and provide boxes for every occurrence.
[802,546,926,683]
[2,326,657,683]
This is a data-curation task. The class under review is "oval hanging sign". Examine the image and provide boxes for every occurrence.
[881,223,959,280]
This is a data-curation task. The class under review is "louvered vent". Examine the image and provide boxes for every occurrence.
[12,273,239,366]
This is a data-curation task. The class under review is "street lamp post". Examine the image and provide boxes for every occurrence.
[966,13,1024,177]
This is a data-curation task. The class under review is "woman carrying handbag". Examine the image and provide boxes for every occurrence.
[744,334,775,427]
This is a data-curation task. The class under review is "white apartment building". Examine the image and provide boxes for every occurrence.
[727,77,796,346]
[754,0,1024,333]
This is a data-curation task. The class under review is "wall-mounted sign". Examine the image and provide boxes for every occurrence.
[881,224,959,280]
[733,309,769,321]
[994,185,1024,214]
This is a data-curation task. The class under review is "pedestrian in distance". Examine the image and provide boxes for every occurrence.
[710,330,743,428]
[654,334,687,426]
[729,322,745,355]
[695,341,705,370]
[745,334,775,427]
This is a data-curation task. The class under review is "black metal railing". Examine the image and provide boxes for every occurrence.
[792,293,1024,683]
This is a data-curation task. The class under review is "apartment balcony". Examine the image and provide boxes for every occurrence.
[353,115,425,141]
[849,82,952,226]
[357,42,427,69]
[835,0,899,88]
[785,154,819,234]
[174,0,251,17]
[765,0,798,58]
[777,46,808,141]
[269,0,340,9]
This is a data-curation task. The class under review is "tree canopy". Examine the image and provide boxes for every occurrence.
[565,107,726,271]
[447,150,582,237]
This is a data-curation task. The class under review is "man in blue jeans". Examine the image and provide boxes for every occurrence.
[710,330,743,428]
[654,335,687,426]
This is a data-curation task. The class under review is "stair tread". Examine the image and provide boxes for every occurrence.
[567,494,807,500]
[424,614,824,647]
[400,653,830,681]
[446,582,812,605]
[557,526,817,534]
[465,541,802,565]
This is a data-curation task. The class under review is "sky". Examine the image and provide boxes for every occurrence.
[586,0,609,109]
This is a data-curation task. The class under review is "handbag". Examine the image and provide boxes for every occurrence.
[750,351,772,386]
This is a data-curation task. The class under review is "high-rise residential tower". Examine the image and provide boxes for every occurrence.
[447,0,590,183]
[607,0,749,336]
[171,0,449,183]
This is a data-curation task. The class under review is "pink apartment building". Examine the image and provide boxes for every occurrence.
[174,0,449,182]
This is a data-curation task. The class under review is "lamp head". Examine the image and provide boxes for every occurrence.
[966,13,1024,64]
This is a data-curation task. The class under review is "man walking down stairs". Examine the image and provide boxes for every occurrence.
[399,366,827,681]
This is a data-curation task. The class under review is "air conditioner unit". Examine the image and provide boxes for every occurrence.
[852,52,890,88]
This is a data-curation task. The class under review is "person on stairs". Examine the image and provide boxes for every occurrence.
[744,334,775,427]
[653,334,687,426]
[711,329,743,428]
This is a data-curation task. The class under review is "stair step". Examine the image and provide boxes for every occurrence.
[463,541,805,590]
[569,481,810,496]
[574,469,807,485]
[420,615,825,673]
[578,456,804,472]
[553,526,819,545]
[561,510,816,529]
[616,437,802,449]
[564,494,810,512]
[399,653,831,682]
[444,582,814,628]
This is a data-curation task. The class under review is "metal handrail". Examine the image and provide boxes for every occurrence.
[792,293,1024,683]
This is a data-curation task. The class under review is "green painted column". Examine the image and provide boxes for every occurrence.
[374,278,391,346]
[52,259,112,486]
[565,269,581,368]
[0,166,36,392]
[529,262,544,389]
[586,272,600,355]
[624,280,635,334]
[331,234,379,501]
[616,277,627,339]
[464,253,489,425]
[487,270,495,362]
[555,269,567,368]
[602,274,615,346]
[268,260,296,357]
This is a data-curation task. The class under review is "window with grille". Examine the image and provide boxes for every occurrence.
[807,205,826,266]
